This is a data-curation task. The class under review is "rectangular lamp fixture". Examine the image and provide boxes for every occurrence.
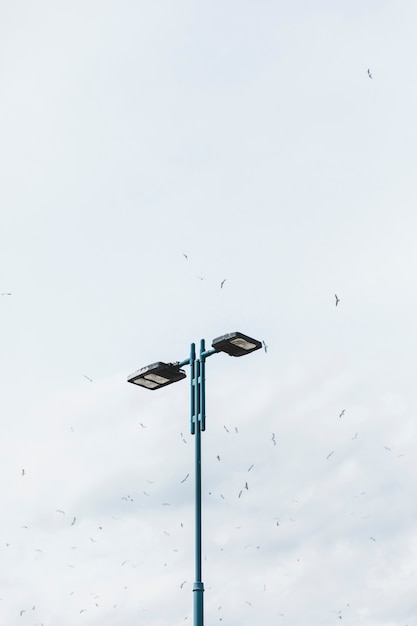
[211,332,262,357]
[127,362,186,390]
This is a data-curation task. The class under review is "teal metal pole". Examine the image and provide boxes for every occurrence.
[190,343,196,435]
[191,340,205,626]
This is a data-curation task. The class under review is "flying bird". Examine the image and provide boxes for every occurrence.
[1,292,12,296]
[223,425,229,433]
[180,473,189,483]
[71,517,76,526]
[326,451,334,459]
[182,253,188,260]
[83,374,93,382]
[339,409,345,418]
[248,464,254,472]
[271,433,276,446]
[220,279,226,289]
[367,68,373,79]
[335,294,340,306]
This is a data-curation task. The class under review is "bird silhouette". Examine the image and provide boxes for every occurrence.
[220,279,226,289]
[339,409,345,418]
[367,68,373,79]
[335,294,340,306]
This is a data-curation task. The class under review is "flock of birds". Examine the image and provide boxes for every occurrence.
[3,244,400,625]
[11,402,405,624]
[6,266,406,625]
[4,64,409,625]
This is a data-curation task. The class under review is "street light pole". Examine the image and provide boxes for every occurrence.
[127,332,262,626]
[191,340,204,624]
[187,339,216,625]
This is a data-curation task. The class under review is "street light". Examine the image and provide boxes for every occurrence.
[127,331,262,626]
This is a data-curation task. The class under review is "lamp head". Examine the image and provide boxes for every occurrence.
[127,361,186,390]
[211,332,262,357]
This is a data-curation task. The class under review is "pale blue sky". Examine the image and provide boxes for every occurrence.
[1,1,416,624]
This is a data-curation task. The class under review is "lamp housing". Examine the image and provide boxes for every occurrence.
[211,332,262,357]
[127,361,186,390]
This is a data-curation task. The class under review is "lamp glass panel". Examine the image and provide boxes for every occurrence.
[230,337,257,351]
[135,378,159,389]
[145,373,171,384]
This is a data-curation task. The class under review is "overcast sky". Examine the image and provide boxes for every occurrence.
[1,1,417,625]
